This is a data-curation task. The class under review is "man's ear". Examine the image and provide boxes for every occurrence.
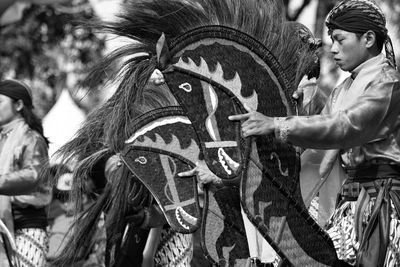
[14,99,24,112]
[364,30,376,49]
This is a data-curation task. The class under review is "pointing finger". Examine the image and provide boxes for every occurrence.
[228,113,250,121]
[178,167,197,177]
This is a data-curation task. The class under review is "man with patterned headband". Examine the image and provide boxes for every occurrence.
[230,0,400,266]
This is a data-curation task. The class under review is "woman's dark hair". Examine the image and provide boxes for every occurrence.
[0,79,49,145]
[18,103,49,146]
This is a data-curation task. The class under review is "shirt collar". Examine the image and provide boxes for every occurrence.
[351,53,386,79]
[0,118,25,136]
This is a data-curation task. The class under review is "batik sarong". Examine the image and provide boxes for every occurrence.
[154,227,193,267]
[326,190,400,266]
[15,228,47,267]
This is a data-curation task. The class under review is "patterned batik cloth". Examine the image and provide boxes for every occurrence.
[14,228,48,267]
[326,199,400,266]
[154,227,193,267]
[308,196,320,223]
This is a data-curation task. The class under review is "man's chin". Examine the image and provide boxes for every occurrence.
[336,63,349,72]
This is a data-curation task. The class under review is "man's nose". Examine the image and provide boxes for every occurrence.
[330,43,338,54]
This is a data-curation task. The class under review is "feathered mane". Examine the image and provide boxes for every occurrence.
[52,0,318,265]
[57,0,315,167]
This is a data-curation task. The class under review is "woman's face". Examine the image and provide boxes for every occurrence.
[0,95,19,126]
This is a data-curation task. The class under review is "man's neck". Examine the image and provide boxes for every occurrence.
[351,53,385,78]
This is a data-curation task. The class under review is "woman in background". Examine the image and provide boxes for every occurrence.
[0,79,51,267]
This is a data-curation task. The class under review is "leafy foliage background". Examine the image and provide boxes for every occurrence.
[0,0,105,118]
[0,0,399,118]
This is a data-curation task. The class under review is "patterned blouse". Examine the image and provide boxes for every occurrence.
[0,119,51,206]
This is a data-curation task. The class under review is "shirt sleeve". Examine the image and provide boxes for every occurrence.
[298,77,328,116]
[0,132,49,195]
[274,79,397,150]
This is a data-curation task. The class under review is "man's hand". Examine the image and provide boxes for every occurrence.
[178,160,222,190]
[228,106,275,137]
[292,86,304,102]
[149,69,165,85]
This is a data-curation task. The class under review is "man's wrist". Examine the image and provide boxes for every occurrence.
[273,117,290,142]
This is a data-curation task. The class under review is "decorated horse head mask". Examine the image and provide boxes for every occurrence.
[54,0,337,266]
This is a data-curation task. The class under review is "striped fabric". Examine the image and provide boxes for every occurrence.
[14,228,47,267]
[154,227,193,267]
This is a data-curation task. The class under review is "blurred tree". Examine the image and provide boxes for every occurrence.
[315,0,400,95]
[0,0,15,16]
[283,0,312,21]
[0,0,105,118]
[383,0,400,69]
[283,0,400,99]
[314,0,336,38]
[0,0,71,17]
[2,0,398,118]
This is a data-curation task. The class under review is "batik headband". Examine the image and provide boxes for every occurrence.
[326,0,396,68]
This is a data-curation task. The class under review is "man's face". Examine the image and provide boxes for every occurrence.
[330,29,368,72]
[0,95,18,127]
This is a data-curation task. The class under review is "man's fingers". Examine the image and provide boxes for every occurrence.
[228,113,250,121]
[197,182,204,191]
[242,129,255,138]
[154,78,165,85]
[242,121,257,131]
[241,118,255,127]
[292,87,304,100]
[242,123,258,137]
[149,69,165,85]
[178,167,197,177]
[243,103,254,112]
